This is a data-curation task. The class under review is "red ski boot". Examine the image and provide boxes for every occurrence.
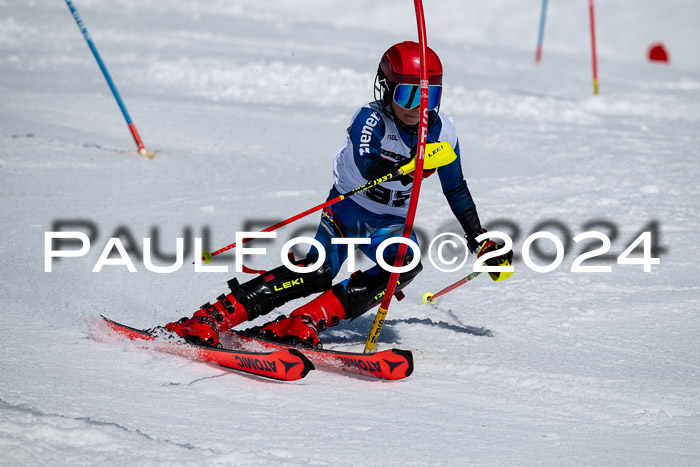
[165,293,249,348]
[261,287,348,349]
[164,260,332,348]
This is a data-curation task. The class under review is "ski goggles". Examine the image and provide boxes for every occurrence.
[392,83,442,110]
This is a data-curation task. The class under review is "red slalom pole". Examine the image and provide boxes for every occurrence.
[364,0,430,353]
[589,0,599,95]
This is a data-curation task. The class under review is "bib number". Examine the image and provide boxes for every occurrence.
[365,186,411,208]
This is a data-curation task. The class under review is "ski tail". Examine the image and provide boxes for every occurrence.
[232,332,414,380]
[100,316,314,381]
[194,346,314,381]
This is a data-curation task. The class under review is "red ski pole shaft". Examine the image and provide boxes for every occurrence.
[200,142,457,262]
[425,271,483,303]
[205,169,403,260]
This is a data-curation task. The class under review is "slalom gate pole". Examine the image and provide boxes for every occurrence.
[363,0,430,353]
[64,0,156,159]
[535,0,548,64]
[422,271,483,304]
[588,0,599,95]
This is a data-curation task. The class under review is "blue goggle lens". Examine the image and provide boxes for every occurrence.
[393,84,442,110]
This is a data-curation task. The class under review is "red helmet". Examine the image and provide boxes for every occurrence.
[378,41,443,86]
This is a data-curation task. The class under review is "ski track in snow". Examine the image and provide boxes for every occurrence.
[1,0,700,465]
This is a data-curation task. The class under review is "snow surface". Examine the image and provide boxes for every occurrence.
[2,0,700,465]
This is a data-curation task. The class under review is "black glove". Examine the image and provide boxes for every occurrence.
[367,157,434,186]
[456,205,487,253]
[366,158,399,181]
[457,205,513,281]
[476,238,513,266]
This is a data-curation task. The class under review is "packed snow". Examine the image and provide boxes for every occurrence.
[1,0,699,465]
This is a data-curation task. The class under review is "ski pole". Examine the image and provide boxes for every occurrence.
[201,141,457,263]
[64,0,157,159]
[202,170,402,263]
[422,271,483,304]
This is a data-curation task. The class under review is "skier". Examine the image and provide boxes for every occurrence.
[164,41,513,348]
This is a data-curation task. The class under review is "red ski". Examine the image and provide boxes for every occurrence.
[228,331,414,381]
[100,316,313,382]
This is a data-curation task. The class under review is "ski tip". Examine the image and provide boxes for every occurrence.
[286,348,315,378]
[100,315,156,341]
[391,349,414,378]
[101,314,124,329]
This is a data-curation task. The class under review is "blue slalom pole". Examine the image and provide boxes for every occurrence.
[535,0,548,64]
[65,0,154,157]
